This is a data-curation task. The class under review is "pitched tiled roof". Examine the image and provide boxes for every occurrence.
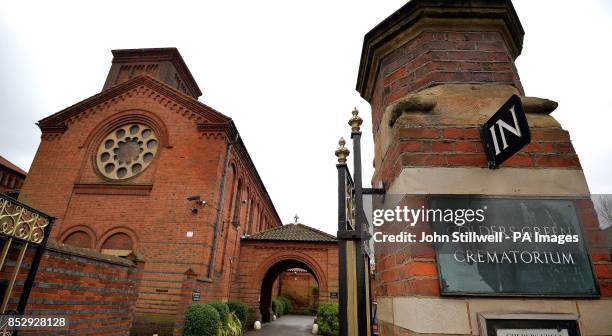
[244,224,336,242]
[0,154,27,176]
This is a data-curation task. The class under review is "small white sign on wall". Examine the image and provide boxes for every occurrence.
[186,231,194,237]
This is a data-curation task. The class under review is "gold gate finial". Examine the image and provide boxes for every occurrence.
[335,137,350,164]
[349,107,363,132]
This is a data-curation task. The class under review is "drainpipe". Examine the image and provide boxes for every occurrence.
[208,133,238,279]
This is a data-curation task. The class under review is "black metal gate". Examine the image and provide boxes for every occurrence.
[335,108,377,336]
[0,194,54,318]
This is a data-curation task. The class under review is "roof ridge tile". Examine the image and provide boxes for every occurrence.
[244,223,336,242]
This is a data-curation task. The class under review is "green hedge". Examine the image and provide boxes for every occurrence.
[272,298,284,317]
[208,301,230,326]
[183,303,220,336]
[317,302,339,336]
[277,296,292,315]
[227,301,249,328]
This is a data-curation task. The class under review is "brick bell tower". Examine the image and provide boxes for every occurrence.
[357,1,610,335]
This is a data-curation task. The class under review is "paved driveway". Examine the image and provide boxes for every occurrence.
[246,315,314,336]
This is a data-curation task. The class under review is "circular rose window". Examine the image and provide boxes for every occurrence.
[96,124,158,180]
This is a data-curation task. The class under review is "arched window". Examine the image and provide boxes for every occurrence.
[243,187,250,233]
[231,179,243,227]
[247,197,255,234]
[223,165,237,233]
[254,203,261,232]
[100,232,134,257]
[63,231,93,249]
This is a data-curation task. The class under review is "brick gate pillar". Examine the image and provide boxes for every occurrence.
[356,1,611,335]
[173,269,198,336]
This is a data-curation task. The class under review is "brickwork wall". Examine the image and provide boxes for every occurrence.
[0,165,26,195]
[376,126,580,189]
[0,240,142,336]
[279,270,318,313]
[374,196,438,298]
[169,269,198,336]
[371,31,521,135]
[577,199,612,297]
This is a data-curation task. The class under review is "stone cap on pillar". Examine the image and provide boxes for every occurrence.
[102,47,202,99]
[356,0,525,102]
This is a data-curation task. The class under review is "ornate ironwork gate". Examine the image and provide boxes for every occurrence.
[335,108,375,336]
[0,194,54,316]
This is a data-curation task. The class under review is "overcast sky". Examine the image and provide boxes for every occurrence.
[1,1,610,234]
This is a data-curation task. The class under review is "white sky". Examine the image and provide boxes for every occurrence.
[1,1,611,235]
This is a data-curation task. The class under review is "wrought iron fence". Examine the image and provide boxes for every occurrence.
[0,194,54,318]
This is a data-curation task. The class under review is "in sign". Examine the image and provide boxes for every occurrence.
[480,95,531,168]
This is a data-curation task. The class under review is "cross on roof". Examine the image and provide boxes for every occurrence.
[294,214,299,224]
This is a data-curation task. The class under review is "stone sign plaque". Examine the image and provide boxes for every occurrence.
[479,314,579,336]
[497,329,568,336]
[429,197,599,296]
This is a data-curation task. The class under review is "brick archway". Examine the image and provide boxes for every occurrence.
[257,250,328,322]
[259,259,318,322]
[231,224,338,325]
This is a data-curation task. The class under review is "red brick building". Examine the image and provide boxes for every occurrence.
[17,48,287,333]
[0,154,27,198]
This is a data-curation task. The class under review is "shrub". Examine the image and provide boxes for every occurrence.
[226,301,249,328]
[272,298,284,317]
[311,283,320,296]
[278,296,292,315]
[208,301,230,326]
[183,303,220,336]
[317,302,339,336]
[219,312,243,336]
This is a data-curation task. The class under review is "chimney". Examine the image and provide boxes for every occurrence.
[102,48,202,99]
[357,0,524,133]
